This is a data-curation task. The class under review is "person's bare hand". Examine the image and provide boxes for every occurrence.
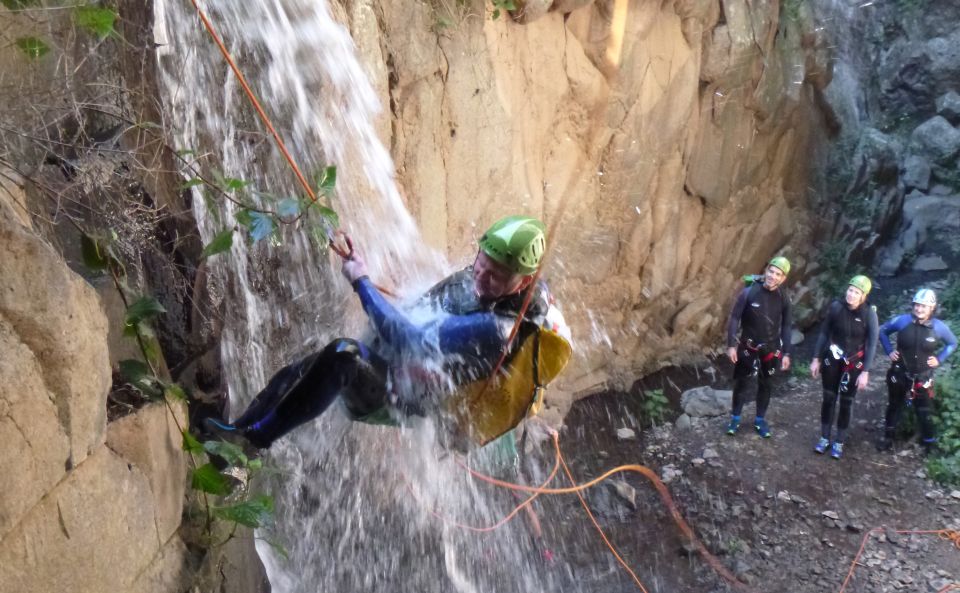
[889,351,900,362]
[781,355,791,371]
[727,346,738,364]
[928,356,940,369]
[810,358,820,378]
[340,236,369,283]
[856,372,869,391]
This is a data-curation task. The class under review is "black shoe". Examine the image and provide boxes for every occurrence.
[202,417,263,458]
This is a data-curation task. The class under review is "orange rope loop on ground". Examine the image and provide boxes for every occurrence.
[447,433,753,593]
[838,528,960,593]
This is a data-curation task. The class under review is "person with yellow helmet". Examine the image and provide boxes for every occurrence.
[204,215,571,451]
[809,275,879,459]
[877,288,957,454]
[724,256,794,439]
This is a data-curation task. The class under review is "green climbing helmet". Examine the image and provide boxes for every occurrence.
[478,215,546,275]
[848,275,872,296]
[768,256,791,276]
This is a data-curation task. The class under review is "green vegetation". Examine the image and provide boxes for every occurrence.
[640,388,670,427]
[490,0,516,20]
[926,274,960,486]
[790,360,811,380]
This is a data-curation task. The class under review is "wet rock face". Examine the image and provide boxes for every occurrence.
[0,188,190,593]
[344,0,833,387]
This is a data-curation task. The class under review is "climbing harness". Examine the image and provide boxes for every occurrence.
[826,345,864,394]
[742,339,781,376]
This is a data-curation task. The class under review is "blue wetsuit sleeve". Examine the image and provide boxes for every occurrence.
[353,277,424,351]
[933,319,958,363]
[726,288,749,348]
[879,314,911,355]
[436,313,509,364]
[354,277,509,361]
[813,301,837,361]
[863,306,879,371]
[780,293,793,356]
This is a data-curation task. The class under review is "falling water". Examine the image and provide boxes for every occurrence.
[154,1,578,591]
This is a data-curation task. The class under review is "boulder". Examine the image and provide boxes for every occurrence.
[901,155,932,191]
[105,402,187,545]
[912,254,949,272]
[0,447,161,593]
[681,386,733,418]
[936,91,960,124]
[0,193,111,469]
[909,116,960,165]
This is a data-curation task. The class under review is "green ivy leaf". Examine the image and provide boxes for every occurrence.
[212,495,274,528]
[224,177,248,192]
[247,458,263,470]
[15,36,49,59]
[277,198,300,219]
[2,0,41,11]
[80,233,111,271]
[235,208,253,228]
[180,177,204,190]
[317,205,339,230]
[248,212,275,243]
[315,166,337,197]
[164,383,187,401]
[191,463,233,495]
[74,5,117,39]
[201,228,234,258]
[118,359,162,397]
[203,440,248,467]
[124,296,166,336]
[181,430,204,455]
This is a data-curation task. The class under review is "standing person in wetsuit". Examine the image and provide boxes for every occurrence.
[877,289,957,454]
[724,256,793,438]
[205,215,571,450]
[809,275,879,459]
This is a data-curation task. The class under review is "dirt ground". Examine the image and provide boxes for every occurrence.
[526,349,960,593]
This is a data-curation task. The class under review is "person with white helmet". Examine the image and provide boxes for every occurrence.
[724,256,794,439]
[204,215,572,451]
[809,275,879,459]
[877,288,957,454]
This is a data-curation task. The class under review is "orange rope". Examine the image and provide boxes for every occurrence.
[558,445,649,593]
[446,433,753,593]
[838,529,960,593]
[187,0,394,295]
[411,440,562,533]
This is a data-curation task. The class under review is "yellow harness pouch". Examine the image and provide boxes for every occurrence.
[446,327,572,447]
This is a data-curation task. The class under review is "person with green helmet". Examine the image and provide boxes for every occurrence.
[204,215,570,451]
[809,275,879,459]
[724,256,794,439]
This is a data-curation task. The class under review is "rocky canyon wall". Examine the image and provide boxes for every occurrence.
[337,0,834,392]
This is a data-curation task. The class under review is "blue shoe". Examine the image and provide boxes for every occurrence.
[830,442,843,459]
[814,437,830,454]
[726,416,741,435]
[754,418,771,438]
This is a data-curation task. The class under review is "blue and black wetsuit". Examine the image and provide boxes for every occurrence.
[726,282,793,418]
[879,314,957,447]
[813,300,879,443]
[231,268,549,448]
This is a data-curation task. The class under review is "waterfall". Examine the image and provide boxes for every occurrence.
[154,1,570,591]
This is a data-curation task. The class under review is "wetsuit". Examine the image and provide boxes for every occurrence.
[813,300,879,443]
[726,282,793,418]
[231,268,550,448]
[879,314,957,447]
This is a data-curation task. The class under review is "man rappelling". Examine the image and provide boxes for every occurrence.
[204,215,572,451]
